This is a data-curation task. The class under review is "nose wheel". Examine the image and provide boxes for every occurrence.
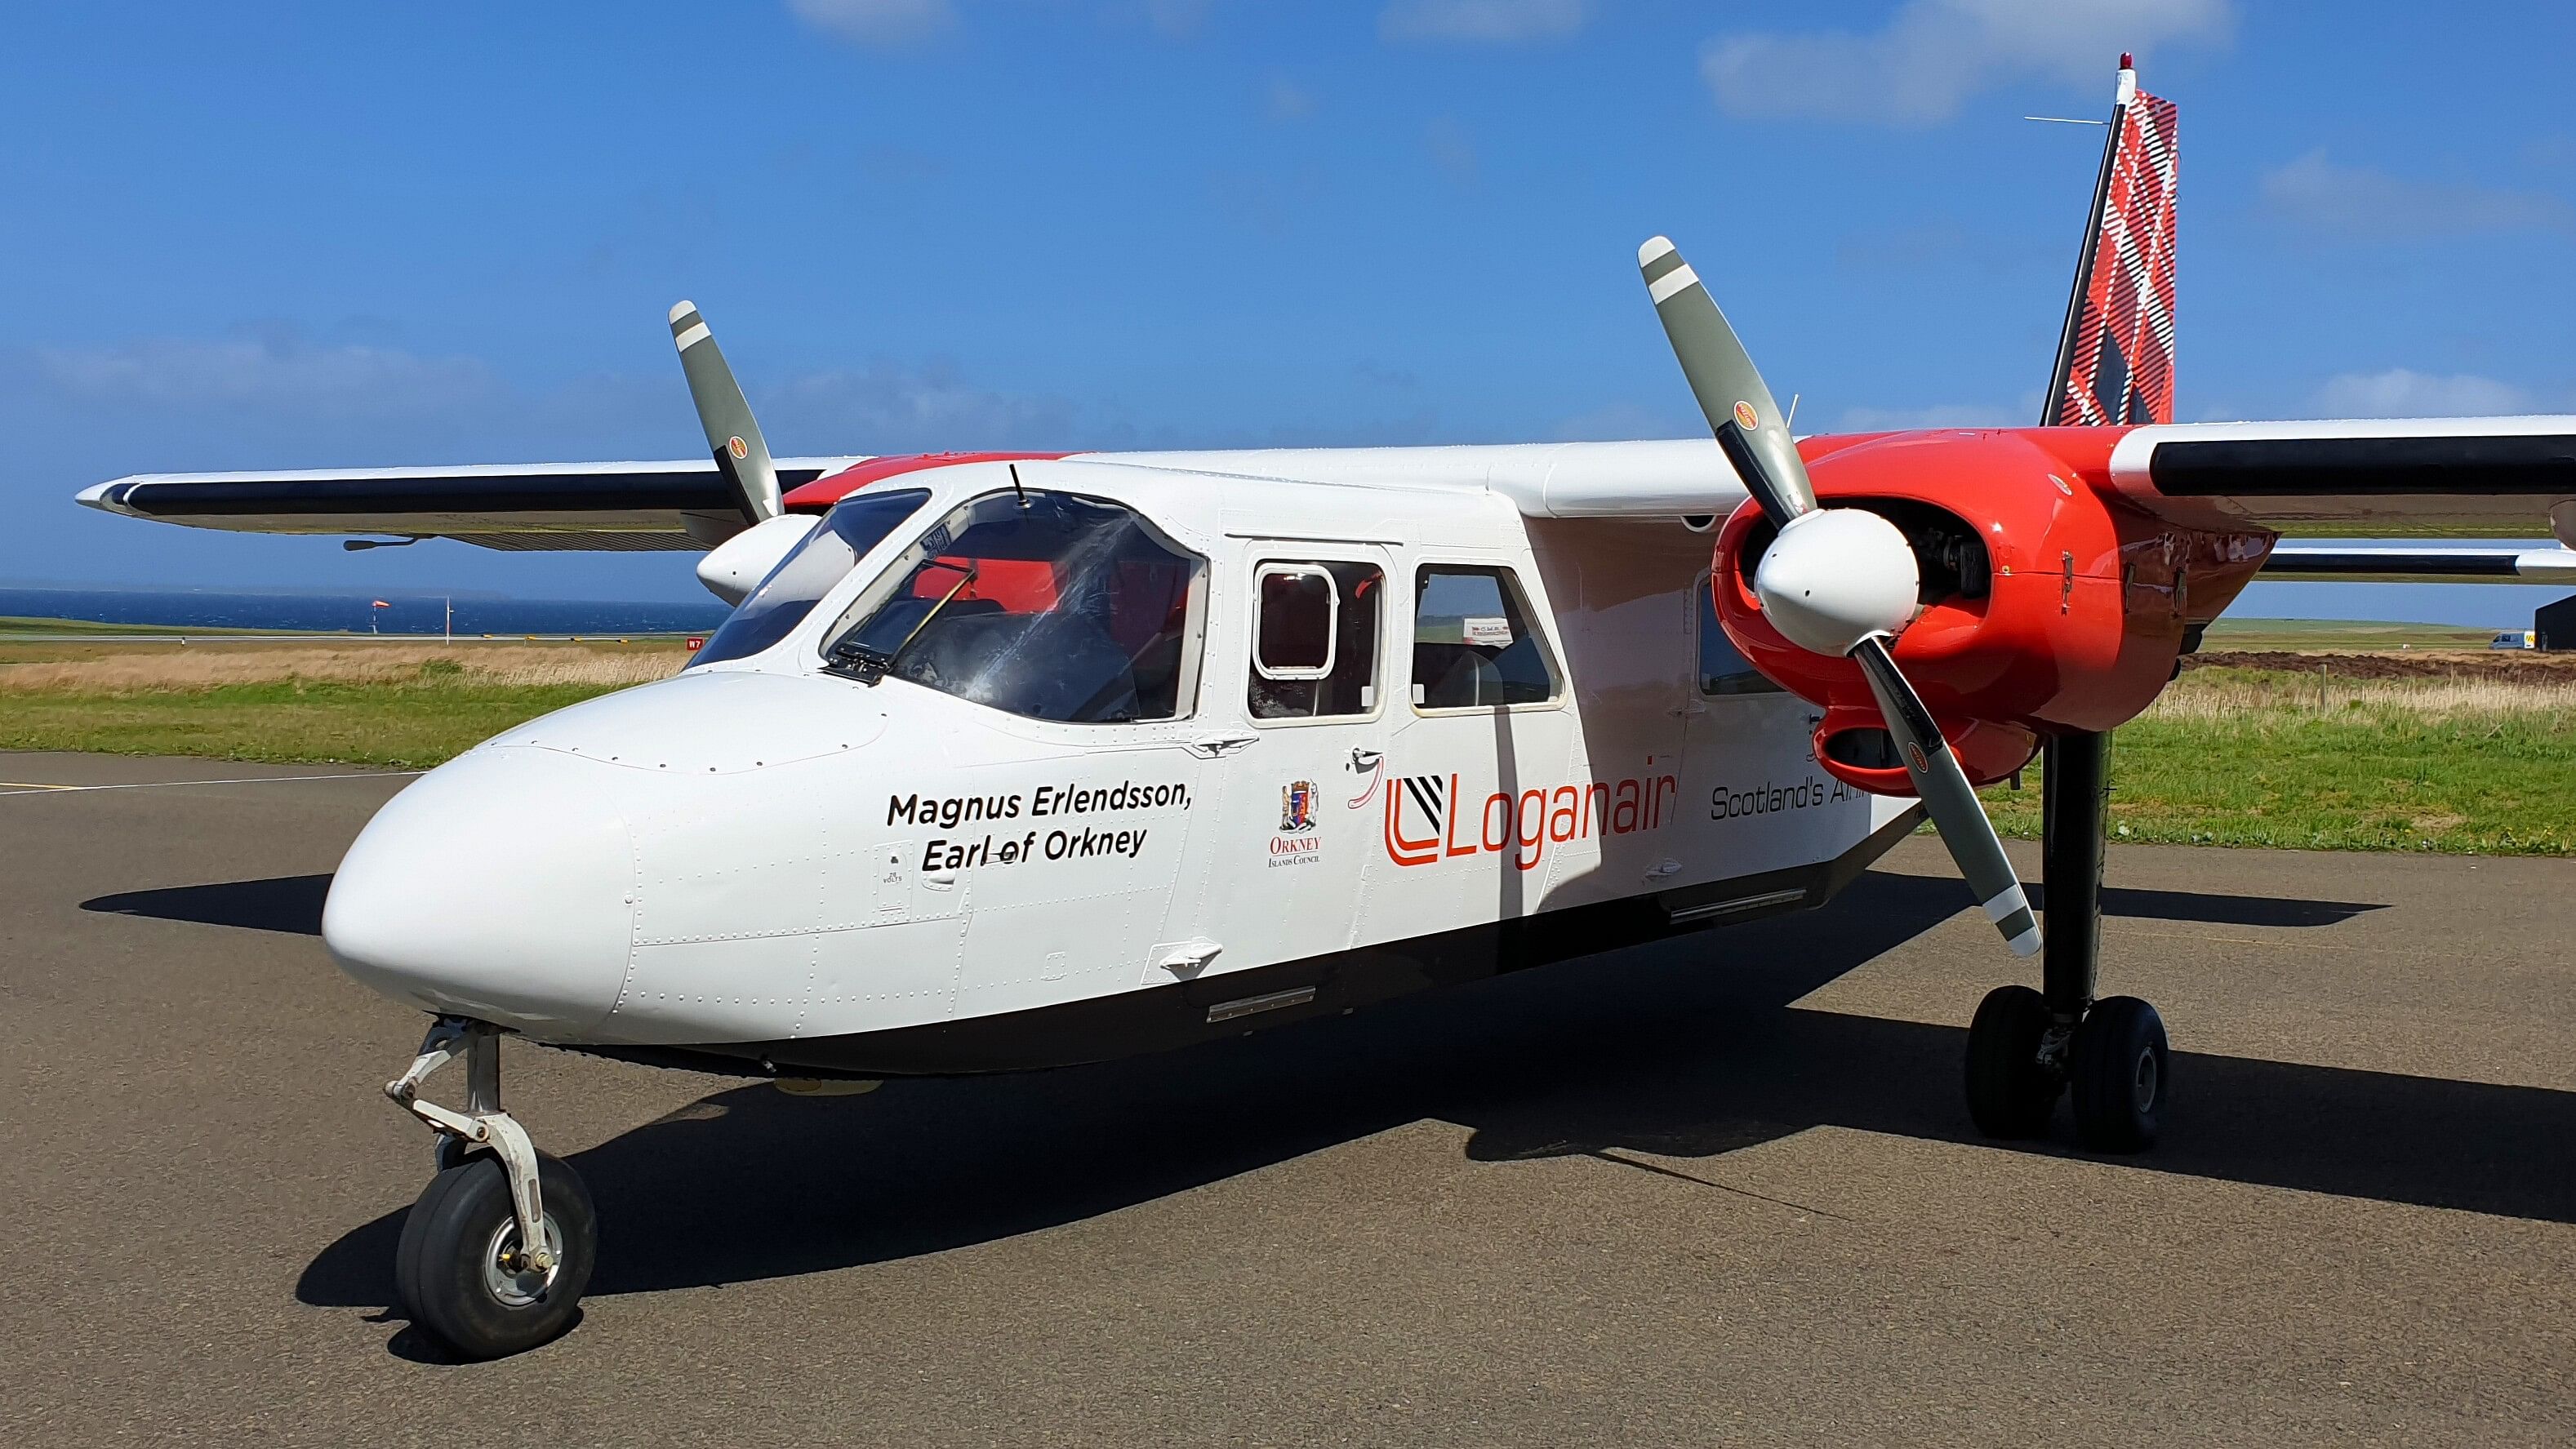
[384,1018,597,1358]
[1962,731,2168,1153]
[395,1146,597,1357]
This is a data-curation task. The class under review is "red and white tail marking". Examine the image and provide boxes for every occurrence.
[2053,64,2179,427]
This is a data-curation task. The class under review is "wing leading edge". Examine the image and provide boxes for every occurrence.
[78,457,865,552]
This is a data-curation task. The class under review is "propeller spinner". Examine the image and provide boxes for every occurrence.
[1638,236,2040,958]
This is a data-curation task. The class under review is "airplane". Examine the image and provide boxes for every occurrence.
[75,58,2576,1358]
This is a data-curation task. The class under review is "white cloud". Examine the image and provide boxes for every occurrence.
[787,0,954,47]
[767,361,1078,451]
[1380,0,1590,45]
[34,331,497,420]
[1266,77,1315,122]
[2261,151,2573,240]
[1142,0,1216,38]
[1702,0,2231,126]
[2311,369,2534,419]
[20,327,1092,459]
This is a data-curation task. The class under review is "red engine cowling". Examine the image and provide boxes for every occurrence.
[1712,428,2271,795]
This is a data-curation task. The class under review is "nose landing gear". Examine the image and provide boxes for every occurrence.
[384,1017,597,1358]
[1962,731,2168,1152]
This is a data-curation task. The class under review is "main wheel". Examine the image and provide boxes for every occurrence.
[1964,984,2059,1138]
[2070,995,2167,1153]
[394,1151,597,1359]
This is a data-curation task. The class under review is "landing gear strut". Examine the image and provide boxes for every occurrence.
[1963,731,2168,1151]
[384,1017,597,1358]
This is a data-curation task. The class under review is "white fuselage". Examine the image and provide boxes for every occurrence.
[322,456,1914,1075]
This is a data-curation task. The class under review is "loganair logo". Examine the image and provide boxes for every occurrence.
[1386,769,1677,873]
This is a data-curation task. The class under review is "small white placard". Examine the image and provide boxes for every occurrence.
[1462,616,1514,647]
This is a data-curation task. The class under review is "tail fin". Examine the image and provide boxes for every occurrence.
[2044,56,2179,426]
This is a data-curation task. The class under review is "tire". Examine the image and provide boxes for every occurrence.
[2070,995,2168,1153]
[1964,984,2059,1138]
[432,1136,486,1173]
[394,1151,597,1359]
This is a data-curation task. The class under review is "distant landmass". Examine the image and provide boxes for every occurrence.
[0,587,729,636]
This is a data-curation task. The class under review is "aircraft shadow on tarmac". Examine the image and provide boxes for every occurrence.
[287,865,2574,1334]
[73,870,2385,940]
[82,873,331,935]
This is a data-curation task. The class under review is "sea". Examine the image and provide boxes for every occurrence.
[0,588,730,638]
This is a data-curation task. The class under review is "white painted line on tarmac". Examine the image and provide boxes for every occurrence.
[0,771,422,798]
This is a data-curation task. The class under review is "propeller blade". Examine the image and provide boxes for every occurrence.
[669,301,782,524]
[1636,236,1816,526]
[1849,637,2042,958]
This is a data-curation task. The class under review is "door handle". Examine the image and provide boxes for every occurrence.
[1186,732,1258,759]
[1350,748,1383,771]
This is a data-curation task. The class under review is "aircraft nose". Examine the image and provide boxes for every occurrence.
[323,747,634,1036]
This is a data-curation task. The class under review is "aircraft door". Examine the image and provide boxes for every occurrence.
[1363,558,1583,936]
[1195,546,1396,972]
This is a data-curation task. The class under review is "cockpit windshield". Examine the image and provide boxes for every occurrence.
[822,488,1204,722]
[691,489,931,667]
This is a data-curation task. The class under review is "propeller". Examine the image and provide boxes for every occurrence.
[669,301,783,525]
[1637,236,2040,958]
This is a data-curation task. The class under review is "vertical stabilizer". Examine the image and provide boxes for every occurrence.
[2044,56,2179,426]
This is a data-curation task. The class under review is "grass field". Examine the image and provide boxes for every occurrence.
[4,631,2573,854]
[0,642,686,768]
[1979,658,2576,855]
[2196,616,2503,651]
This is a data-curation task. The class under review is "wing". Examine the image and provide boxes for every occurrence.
[2105,416,2576,537]
[1095,440,1753,519]
[78,457,865,551]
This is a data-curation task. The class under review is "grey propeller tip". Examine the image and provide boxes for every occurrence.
[1638,236,1676,268]
[668,300,697,325]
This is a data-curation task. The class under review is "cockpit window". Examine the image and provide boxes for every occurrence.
[691,489,931,667]
[821,489,1205,723]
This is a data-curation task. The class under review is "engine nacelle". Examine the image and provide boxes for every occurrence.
[1711,428,2271,795]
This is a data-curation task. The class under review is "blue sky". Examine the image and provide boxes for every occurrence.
[5,0,2573,622]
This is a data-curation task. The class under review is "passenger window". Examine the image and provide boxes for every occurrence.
[1412,565,1561,709]
[822,489,1204,723]
[1697,574,1782,696]
[1249,560,1381,720]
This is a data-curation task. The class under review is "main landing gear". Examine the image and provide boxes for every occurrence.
[384,1017,597,1358]
[1963,731,2169,1152]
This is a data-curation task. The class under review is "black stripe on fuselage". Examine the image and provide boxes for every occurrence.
[2150,433,2576,496]
[1404,775,1444,831]
[112,467,834,519]
[563,806,1928,1082]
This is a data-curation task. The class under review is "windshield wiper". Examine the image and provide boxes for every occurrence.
[824,639,898,683]
[823,558,980,685]
[892,560,979,656]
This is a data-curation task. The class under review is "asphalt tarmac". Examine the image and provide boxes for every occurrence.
[3,750,2569,1447]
